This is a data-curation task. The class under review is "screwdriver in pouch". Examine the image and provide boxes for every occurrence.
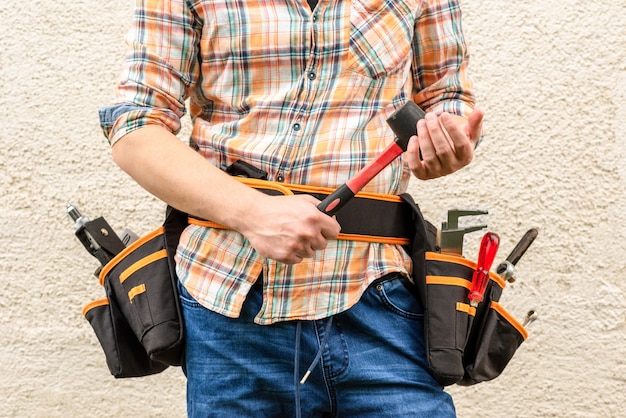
[468,232,500,308]
[496,228,539,283]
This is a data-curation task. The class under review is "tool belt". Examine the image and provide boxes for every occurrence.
[82,174,527,383]
[81,178,419,378]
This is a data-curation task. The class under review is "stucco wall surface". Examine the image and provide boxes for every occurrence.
[1,0,624,417]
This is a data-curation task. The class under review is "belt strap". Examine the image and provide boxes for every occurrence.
[189,178,413,245]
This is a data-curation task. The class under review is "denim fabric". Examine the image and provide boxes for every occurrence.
[178,274,456,417]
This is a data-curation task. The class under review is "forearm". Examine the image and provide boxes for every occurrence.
[111,125,264,229]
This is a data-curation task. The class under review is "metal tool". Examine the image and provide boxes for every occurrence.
[67,204,134,275]
[317,102,425,216]
[522,310,538,327]
[67,203,100,251]
[496,228,539,283]
[468,232,500,307]
[438,209,488,256]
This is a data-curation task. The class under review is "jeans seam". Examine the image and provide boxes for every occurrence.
[315,319,341,416]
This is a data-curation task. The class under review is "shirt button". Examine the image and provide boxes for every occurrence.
[307,72,316,80]
[293,123,301,131]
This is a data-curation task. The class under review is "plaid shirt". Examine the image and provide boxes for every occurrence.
[100,0,476,324]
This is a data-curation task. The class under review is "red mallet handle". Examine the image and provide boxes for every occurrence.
[317,102,425,216]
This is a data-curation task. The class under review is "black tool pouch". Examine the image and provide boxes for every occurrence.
[400,195,527,386]
[459,291,527,385]
[82,207,187,378]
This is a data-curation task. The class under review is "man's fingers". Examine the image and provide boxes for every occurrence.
[416,119,436,160]
[408,110,483,180]
[424,112,452,157]
[439,112,473,163]
[466,109,485,144]
[406,135,427,179]
[300,194,341,240]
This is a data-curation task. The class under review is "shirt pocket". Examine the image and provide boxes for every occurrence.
[346,0,418,79]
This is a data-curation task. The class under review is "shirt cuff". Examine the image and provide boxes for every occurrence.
[98,103,181,145]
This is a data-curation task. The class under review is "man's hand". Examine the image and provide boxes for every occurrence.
[406,109,484,180]
[234,194,341,265]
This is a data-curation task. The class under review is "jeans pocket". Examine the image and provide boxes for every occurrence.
[374,274,424,320]
[177,281,202,308]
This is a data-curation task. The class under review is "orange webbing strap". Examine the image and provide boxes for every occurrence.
[188,178,412,245]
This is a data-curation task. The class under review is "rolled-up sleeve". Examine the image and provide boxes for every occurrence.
[411,0,476,119]
[99,0,201,145]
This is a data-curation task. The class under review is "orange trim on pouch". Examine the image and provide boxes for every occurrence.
[128,284,147,303]
[426,275,471,290]
[119,249,168,284]
[99,226,165,286]
[82,298,109,317]
[426,252,506,289]
[456,302,476,316]
[426,252,476,269]
[491,301,528,340]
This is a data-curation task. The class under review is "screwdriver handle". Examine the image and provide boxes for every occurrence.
[468,232,500,307]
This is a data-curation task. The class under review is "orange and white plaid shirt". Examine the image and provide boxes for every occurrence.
[100,0,476,324]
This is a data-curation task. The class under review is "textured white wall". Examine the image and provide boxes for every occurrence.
[1,0,624,416]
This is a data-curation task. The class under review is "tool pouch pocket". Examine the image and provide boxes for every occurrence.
[82,207,187,378]
[423,252,527,386]
[83,296,169,378]
[459,300,527,385]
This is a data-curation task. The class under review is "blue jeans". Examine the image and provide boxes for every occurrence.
[178,274,456,417]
